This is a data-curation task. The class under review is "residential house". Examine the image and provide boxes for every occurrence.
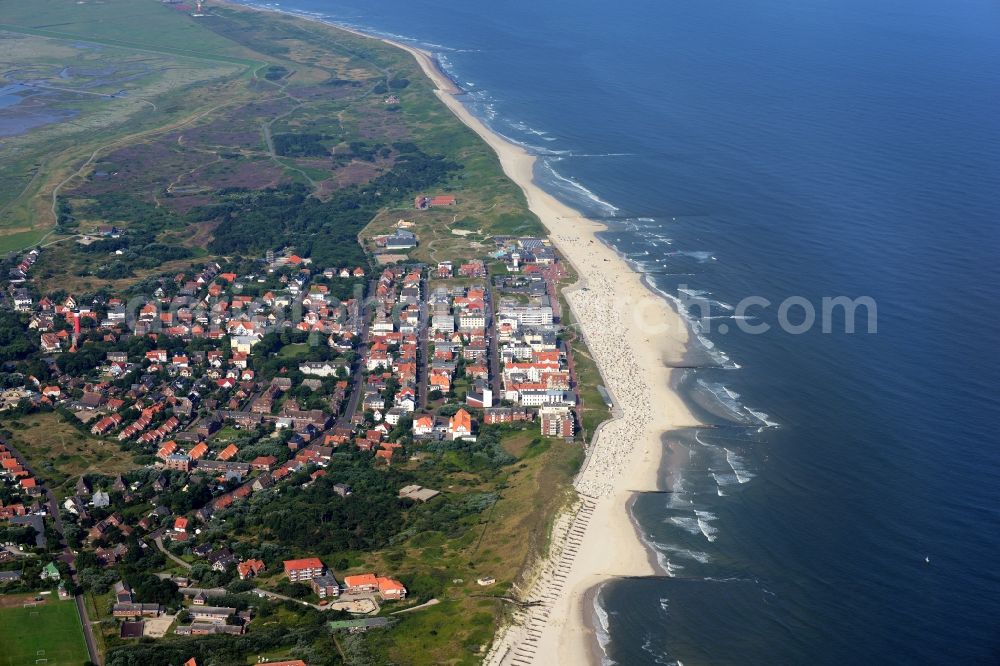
[207,548,238,572]
[447,408,473,440]
[412,415,434,436]
[237,559,266,580]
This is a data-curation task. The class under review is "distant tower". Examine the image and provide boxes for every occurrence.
[70,313,81,352]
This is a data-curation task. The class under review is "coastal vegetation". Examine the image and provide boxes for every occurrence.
[1,411,137,499]
[0,2,589,664]
[2,0,542,285]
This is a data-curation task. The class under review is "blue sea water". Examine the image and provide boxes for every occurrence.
[245,0,1000,662]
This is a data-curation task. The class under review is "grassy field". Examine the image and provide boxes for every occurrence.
[0,4,604,663]
[0,597,90,666]
[3,411,137,498]
[1,0,543,264]
[332,427,583,665]
[0,0,257,61]
[0,0,256,246]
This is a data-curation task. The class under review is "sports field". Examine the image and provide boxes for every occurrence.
[0,598,90,666]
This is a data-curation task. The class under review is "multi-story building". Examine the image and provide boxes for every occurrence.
[311,574,341,598]
[283,557,325,582]
[497,303,553,327]
[539,404,575,438]
[164,454,192,472]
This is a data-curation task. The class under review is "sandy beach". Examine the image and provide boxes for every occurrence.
[372,37,703,666]
[228,4,701,661]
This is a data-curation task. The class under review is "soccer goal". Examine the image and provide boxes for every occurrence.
[23,601,37,608]
[35,659,48,664]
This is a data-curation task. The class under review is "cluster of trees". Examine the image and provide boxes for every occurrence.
[423,425,516,472]
[125,571,182,606]
[331,141,389,165]
[263,64,288,81]
[104,622,342,666]
[55,197,77,233]
[76,534,169,595]
[0,523,36,546]
[54,339,109,375]
[220,451,500,556]
[312,275,366,302]
[0,312,35,362]
[0,557,69,595]
[273,132,333,157]
[160,478,214,516]
[207,143,459,268]
[372,75,410,95]
[71,194,193,277]
[235,465,409,553]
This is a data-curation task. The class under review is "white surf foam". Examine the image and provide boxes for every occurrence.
[663,558,683,577]
[725,448,756,484]
[592,584,617,666]
[539,159,620,214]
[658,542,712,564]
[712,470,738,489]
[695,379,745,418]
[641,633,676,666]
[695,510,719,542]
[668,515,701,535]
[747,408,779,428]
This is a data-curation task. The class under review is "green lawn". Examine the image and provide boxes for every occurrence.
[0,0,259,64]
[0,599,90,666]
[276,342,310,359]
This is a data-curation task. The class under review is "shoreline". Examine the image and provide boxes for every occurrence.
[382,34,704,666]
[223,3,703,663]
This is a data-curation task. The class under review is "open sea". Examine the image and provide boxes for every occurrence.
[245,0,1000,662]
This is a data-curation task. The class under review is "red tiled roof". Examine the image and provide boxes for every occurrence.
[449,408,472,432]
[344,573,378,588]
[283,557,323,572]
[376,576,406,594]
[218,444,239,461]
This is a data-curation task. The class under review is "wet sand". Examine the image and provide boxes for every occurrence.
[225,5,702,663]
[374,39,704,666]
